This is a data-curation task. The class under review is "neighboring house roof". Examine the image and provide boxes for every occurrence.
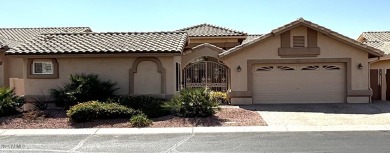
[6,32,188,55]
[0,27,91,48]
[359,31,390,42]
[242,34,263,44]
[177,23,246,37]
[0,38,5,48]
[220,18,384,58]
[358,31,390,54]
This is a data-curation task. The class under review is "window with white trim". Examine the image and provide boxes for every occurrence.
[32,60,54,74]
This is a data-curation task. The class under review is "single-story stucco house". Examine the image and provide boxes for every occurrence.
[358,31,390,101]
[0,18,385,104]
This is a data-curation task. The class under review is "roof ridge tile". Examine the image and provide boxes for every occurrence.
[177,23,246,37]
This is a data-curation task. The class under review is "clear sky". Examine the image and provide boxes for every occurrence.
[1,0,390,39]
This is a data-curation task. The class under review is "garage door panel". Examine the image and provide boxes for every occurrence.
[256,95,344,103]
[253,63,346,104]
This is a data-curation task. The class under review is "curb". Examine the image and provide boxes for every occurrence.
[1,125,390,135]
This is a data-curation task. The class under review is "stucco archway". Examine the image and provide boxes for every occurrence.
[129,57,166,95]
[181,43,225,69]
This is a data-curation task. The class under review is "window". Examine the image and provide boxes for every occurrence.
[27,59,58,79]
[175,62,181,91]
[32,60,53,74]
[301,65,319,70]
[277,66,295,71]
[256,66,273,71]
[323,65,341,70]
[293,36,305,47]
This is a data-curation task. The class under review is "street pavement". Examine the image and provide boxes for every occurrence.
[1,131,390,152]
[2,102,390,152]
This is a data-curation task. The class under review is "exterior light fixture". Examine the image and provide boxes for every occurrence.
[358,63,363,69]
[237,65,241,72]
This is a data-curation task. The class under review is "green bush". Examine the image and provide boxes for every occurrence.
[108,96,169,118]
[164,88,219,117]
[51,73,118,109]
[0,88,25,117]
[67,101,139,123]
[129,113,152,127]
[210,91,230,105]
[32,92,49,111]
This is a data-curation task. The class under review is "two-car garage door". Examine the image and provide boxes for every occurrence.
[253,63,346,104]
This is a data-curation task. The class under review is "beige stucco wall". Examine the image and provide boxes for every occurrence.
[290,26,307,47]
[317,34,369,90]
[371,59,390,69]
[223,26,371,104]
[8,58,23,78]
[0,54,23,87]
[11,56,177,99]
[134,61,161,94]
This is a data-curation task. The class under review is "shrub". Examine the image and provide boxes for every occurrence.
[51,73,118,109]
[0,88,25,117]
[32,92,49,110]
[108,96,169,118]
[210,91,230,105]
[164,88,219,117]
[129,113,152,127]
[67,101,138,123]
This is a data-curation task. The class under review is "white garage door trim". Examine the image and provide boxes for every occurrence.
[253,63,346,104]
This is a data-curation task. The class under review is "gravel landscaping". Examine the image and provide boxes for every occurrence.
[0,107,267,129]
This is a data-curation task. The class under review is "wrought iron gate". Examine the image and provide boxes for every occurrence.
[183,61,229,91]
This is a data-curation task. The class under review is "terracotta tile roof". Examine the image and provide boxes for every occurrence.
[177,23,246,37]
[359,31,390,54]
[242,34,263,44]
[6,32,188,55]
[0,27,91,48]
[360,31,390,42]
[0,38,5,48]
[220,18,384,58]
[363,41,384,48]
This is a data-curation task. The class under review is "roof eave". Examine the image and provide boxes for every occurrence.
[219,33,272,59]
[5,51,182,57]
[189,35,247,39]
[221,19,385,59]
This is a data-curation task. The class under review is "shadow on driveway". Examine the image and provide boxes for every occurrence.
[239,101,390,114]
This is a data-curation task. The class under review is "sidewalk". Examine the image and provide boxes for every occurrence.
[1,125,390,135]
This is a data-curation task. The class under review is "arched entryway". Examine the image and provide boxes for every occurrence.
[183,56,229,91]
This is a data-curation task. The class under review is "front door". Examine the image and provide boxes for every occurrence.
[370,69,381,100]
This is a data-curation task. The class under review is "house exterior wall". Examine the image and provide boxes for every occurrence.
[370,59,390,100]
[10,56,177,100]
[0,54,23,87]
[222,26,371,104]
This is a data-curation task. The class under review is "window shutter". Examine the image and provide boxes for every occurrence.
[293,36,305,47]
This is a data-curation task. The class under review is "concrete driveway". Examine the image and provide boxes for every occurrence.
[240,101,390,126]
